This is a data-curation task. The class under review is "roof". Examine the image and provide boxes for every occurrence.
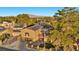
[28,24,41,30]
[2,20,12,23]
[14,24,23,28]
[28,22,54,31]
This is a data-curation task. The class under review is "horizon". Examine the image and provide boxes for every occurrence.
[0,7,64,16]
[0,7,79,17]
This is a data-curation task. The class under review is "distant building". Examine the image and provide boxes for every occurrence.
[2,21,14,29]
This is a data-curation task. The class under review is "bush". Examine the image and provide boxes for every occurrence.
[45,43,55,49]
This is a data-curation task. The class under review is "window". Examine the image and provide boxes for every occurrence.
[25,32,29,36]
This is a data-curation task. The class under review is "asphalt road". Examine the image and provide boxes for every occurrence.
[0,47,37,51]
[0,40,37,51]
[0,47,18,51]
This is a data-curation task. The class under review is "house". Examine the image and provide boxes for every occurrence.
[11,22,50,42]
[0,22,53,44]
[20,22,53,42]
[20,28,45,41]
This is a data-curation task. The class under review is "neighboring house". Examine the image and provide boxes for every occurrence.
[12,23,24,36]
[2,21,14,29]
[13,24,23,30]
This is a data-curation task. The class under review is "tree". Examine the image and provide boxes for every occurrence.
[16,14,37,26]
[52,7,79,50]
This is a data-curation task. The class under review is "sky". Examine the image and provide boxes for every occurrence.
[0,7,66,16]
